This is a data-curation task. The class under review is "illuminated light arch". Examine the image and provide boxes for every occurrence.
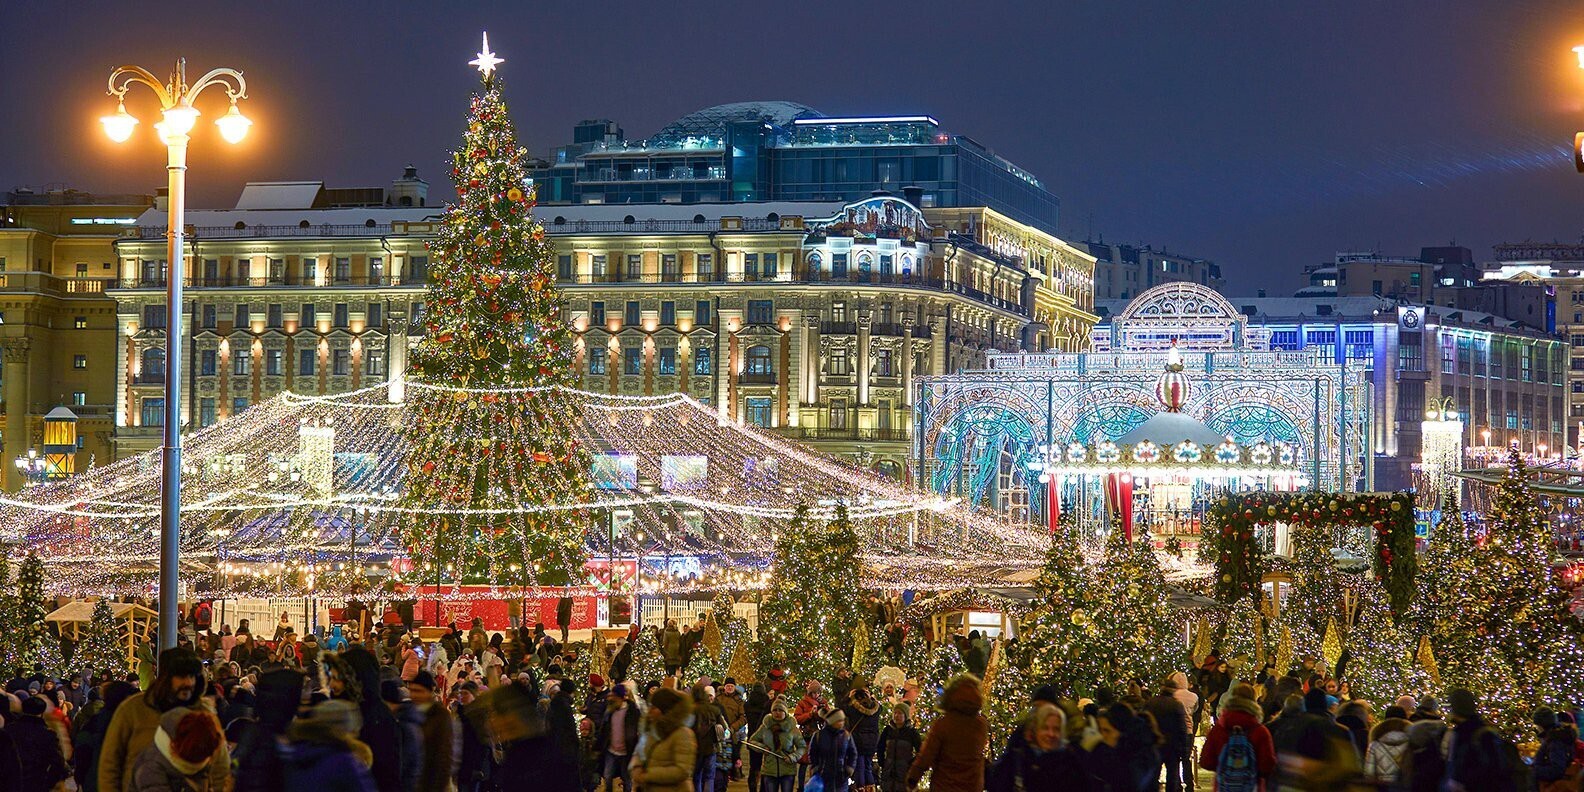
[930,403,1039,503]
[1112,282,1251,351]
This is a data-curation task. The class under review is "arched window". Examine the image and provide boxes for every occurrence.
[857,252,873,276]
[141,347,166,379]
[745,345,773,376]
[806,252,822,273]
[693,347,712,375]
[901,253,914,274]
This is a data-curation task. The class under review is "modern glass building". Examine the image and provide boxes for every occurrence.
[530,101,1061,236]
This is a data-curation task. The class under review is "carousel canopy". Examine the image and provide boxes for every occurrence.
[1117,411,1229,448]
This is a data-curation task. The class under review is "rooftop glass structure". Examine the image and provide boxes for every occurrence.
[530,101,1060,235]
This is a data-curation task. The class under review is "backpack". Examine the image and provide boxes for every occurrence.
[1216,726,1259,792]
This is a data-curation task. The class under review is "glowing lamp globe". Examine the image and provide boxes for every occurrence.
[101,102,138,143]
[161,105,200,136]
[216,102,252,144]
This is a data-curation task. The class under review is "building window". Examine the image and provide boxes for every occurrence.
[266,349,283,376]
[301,303,316,327]
[763,253,778,278]
[662,254,679,281]
[369,257,384,283]
[591,255,607,279]
[232,397,249,415]
[744,253,759,280]
[696,300,712,326]
[300,350,316,375]
[334,303,349,328]
[235,304,250,327]
[557,255,573,281]
[143,304,167,329]
[237,259,250,282]
[269,257,286,282]
[747,300,774,325]
[303,258,319,283]
[365,349,385,376]
[694,347,712,375]
[72,391,87,407]
[233,352,250,376]
[878,399,893,430]
[625,255,642,281]
[624,301,640,326]
[875,348,894,376]
[661,301,676,325]
[623,346,642,375]
[879,254,892,276]
[200,350,216,376]
[141,398,165,427]
[267,303,283,328]
[658,347,677,375]
[696,253,714,281]
[832,253,848,278]
[831,302,848,322]
[142,347,166,378]
[828,348,851,376]
[830,399,848,430]
[411,302,425,324]
[589,352,607,375]
[74,316,88,330]
[407,256,427,283]
[73,354,86,370]
[746,345,773,376]
[807,252,822,274]
[590,301,605,325]
[334,257,351,284]
[199,398,216,427]
[367,302,383,327]
[332,349,350,375]
[746,397,772,428]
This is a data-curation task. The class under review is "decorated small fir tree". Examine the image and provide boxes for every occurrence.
[1020,524,1100,696]
[397,48,590,588]
[627,627,667,686]
[11,553,57,677]
[1086,524,1182,689]
[1342,582,1426,706]
[77,598,127,680]
[756,505,866,686]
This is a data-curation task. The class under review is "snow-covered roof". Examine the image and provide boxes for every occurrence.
[234,181,325,210]
[1117,412,1229,447]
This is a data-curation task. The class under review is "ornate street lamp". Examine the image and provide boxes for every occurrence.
[102,59,251,653]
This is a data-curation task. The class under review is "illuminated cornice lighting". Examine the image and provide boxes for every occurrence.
[792,115,940,126]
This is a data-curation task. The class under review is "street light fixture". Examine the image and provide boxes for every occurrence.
[102,58,250,654]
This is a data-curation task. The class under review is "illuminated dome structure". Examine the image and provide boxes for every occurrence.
[918,282,1366,538]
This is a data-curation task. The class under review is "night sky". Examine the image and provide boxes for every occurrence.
[4,0,1584,294]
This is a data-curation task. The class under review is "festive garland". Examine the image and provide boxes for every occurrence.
[1202,491,1417,616]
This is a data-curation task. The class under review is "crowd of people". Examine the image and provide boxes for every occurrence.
[0,610,1578,792]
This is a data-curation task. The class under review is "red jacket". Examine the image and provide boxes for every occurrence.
[1199,707,1276,790]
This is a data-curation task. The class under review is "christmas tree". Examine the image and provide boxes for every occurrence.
[1432,451,1584,736]
[11,552,57,677]
[1019,525,1101,696]
[1415,494,1476,673]
[627,627,667,685]
[915,642,965,732]
[1086,525,1183,689]
[898,624,932,682]
[1342,582,1425,706]
[1218,596,1266,670]
[1280,517,1343,643]
[77,598,128,680]
[985,642,1032,749]
[0,546,12,674]
[397,44,590,587]
[756,505,866,686]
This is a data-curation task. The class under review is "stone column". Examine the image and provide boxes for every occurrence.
[902,315,916,407]
[387,317,410,404]
[2,340,32,491]
[856,308,872,406]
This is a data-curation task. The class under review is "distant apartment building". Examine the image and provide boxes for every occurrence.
[1078,240,1223,300]
[1481,240,1584,449]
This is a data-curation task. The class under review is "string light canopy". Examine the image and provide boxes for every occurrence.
[0,381,1053,599]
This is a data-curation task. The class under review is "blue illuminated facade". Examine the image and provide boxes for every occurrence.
[529,102,1060,235]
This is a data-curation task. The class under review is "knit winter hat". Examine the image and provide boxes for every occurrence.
[1303,687,1331,714]
[826,709,847,727]
[302,698,362,738]
[159,647,204,680]
[409,670,437,692]
[160,708,222,764]
[1535,707,1558,729]
[1446,688,1478,720]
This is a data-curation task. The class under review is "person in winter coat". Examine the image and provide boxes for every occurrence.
[1363,717,1411,791]
[810,710,859,792]
[609,639,632,686]
[876,702,920,792]
[1404,696,1447,792]
[100,648,228,792]
[1087,703,1161,792]
[987,703,1094,792]
[283,700,377,792]
[750,698,808,792]
[1271,688,1361,792]
[631,687,695,792]
[7,696,68,792]
[341,646,403,792]
[962,632,989,679]
[1143,678,1191,792]
[844,684,882,792]
[381,680,425,792]
[1532,708,1579,791]
[128,708,223,792]
[467,618,489,659]
[399,637,423,682]
[1198,687,1275,791]
[231,668,302,792]
[906,674,989,792]
[744,684,775,792]
[76,681,139,792]
[660,622,684,676]
[404,672,453,792]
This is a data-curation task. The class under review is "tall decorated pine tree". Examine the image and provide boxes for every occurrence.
[757,505,866,686]
[1434,451,1584,736]
[0,546,12,674]
[1020,524,1101,696]
[398,41,591,588]
[1087,524,1182,688]
[1342,582,1426,705]
[12,552,57,677]
[78,598,128,680]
